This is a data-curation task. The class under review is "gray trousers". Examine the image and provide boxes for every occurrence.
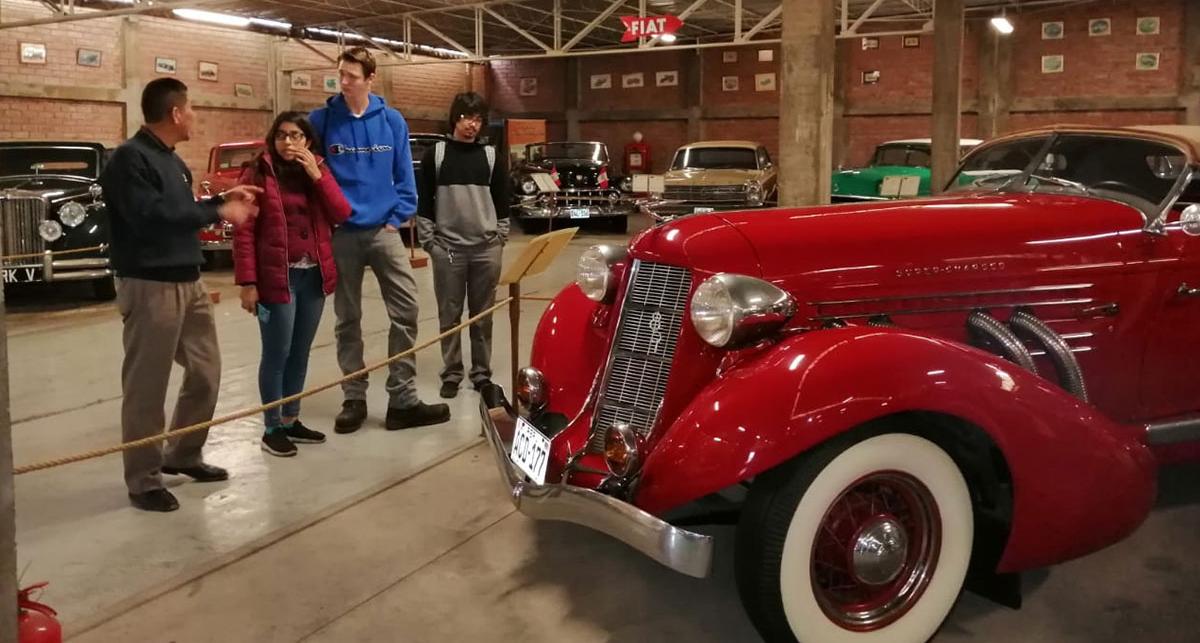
[117,278,221,494]
[429,243,503,386]
[332,226,421,409]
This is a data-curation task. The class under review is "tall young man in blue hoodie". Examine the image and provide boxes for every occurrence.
[310,47,450,432]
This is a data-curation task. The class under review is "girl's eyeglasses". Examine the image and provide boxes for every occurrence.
[274,131,306,142]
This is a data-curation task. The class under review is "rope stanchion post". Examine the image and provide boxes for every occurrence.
[509,280,520,393]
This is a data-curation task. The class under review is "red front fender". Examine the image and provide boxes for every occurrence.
[635,327,1156,572]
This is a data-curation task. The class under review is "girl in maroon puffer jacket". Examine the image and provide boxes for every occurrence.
[233,111,352,457]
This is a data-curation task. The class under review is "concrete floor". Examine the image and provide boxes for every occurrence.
[7,216,1200,642]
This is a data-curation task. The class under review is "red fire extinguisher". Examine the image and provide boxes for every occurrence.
[624,131,651,175]
[18,583,62,643]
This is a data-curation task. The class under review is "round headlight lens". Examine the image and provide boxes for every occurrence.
[746,180,765,206]
[604,422,642,477]
[576,246,612,302]
[38,220,63,242]
[690,277,736,346]
[521,178,538,195]
[59,201,87,227]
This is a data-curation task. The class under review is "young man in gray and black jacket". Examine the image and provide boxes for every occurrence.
[417,92,509,399]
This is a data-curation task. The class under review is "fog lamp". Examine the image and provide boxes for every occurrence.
[515,366,547,413]
[59,201,87,228]
[38,220,63,242]
[604,422,643,477]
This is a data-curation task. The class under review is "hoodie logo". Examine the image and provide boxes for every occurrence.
[328,143,393,156]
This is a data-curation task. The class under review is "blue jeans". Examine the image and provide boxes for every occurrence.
[258,267,325,428]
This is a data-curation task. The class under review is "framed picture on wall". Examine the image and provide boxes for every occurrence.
[590,73,612,89]
[1041,22,1064,40]
[291,72,312,90]
[198,61,219,82]
[154,57,176,74]
[1137,17,1160,36]
[323,75,338,93]
[234,83,253,98]
[19,42,46,64]
[1088,18,1111,37]
[76,48,101,67]
[861,70,881,84]
[1136,52,1160,71]
[721,75,739,92]
[722,51,738,63]
[1041,54,1064,73]
[755,72,776,92]
[519,76,538,96]
[622,72,644,88]
[903,35,921,48]
[861,37,879,50]
[655,70,678,87]
[758,49,773,62]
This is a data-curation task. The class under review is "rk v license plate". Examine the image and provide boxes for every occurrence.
[1,266,42,284]
[510,416,552,485]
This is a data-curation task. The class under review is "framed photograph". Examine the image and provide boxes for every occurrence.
[755,72,776,92]
[1089,18,1111,37]
[1137,17,1160,36]
[323,75,338,93]
[1041,21,1064,40]
[861,37,879,50]
[154,56,176,75]
[655,70,678,87]
[234,83,253,98]
[197,61,219,82]
[903,35,921,48]
[861,70,881,85]
[19,42,46,64]
[519,76,538,96]
[76,48,101,67]
[290,72,312,90]
[722,50,738,63]
[621,72,644,88]
[1041,54,1064,74]
[721,75,739,92]
[589,73,612,90]
[758,49,773,62]
[1136,52,1160,71]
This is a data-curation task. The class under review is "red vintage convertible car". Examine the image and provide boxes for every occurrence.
[480,124,1200,642]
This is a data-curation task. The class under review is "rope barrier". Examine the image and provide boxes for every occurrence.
[14,296,515,475]
[0,245,106,262]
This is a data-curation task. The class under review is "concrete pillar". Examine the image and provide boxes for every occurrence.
[977,24,1013,138]
[0,240,14,643]
[120,16,143,138]
[930,0,964,194]
[565,58,581,141]
[832,40,849,170]
[269,38,291,113]
[1183,1,1200,125]
[685,48,703,143]
[778,0,835,206]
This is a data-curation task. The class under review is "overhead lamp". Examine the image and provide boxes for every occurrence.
[249,18,293,31]
[990,16,1014,34]
[660,33,677,43]
[172,9,251,28]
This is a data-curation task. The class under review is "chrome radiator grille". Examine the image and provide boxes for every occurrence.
[663,184,747,204]
[588,261,692,451]
[553,189,611,208]
[0,195,47,266]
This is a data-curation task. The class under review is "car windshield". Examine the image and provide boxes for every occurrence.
[949,134,1188,209]
[671,147,759,170]
[409,137,441,161]
[217,146,259,171]
[528,143,608,163]
[872,143,975,168]
[0,145,100,179]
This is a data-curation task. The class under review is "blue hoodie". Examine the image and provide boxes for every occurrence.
[309,94,416,230]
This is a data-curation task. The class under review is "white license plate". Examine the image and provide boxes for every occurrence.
[1,267,41,284]
[566,207,591,219]
[510,417,552,485]
[693,206,715,214]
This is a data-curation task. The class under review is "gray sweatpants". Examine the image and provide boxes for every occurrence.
[332,226,421,410]
[429,243,503,386]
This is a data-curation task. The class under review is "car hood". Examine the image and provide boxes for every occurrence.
[664,168,767,186]
[0,176,94,200]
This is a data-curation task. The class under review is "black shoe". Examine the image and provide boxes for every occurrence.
[472,379,492,393]
[386,401,451,430]
[285,420,326,444]
[129,488,179,512]
[261,430,298,457]
[439,381,459,399]
[335,399,367,434]
[161,463,228,482]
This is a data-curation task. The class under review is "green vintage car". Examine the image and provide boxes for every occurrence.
[831,138,982,202]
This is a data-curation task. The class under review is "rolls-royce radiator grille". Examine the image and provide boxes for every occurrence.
[588,261,692,451]
[0,196,47,267]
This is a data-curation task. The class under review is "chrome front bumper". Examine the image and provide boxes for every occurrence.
[4,252,111,282]
[478,391,714,578]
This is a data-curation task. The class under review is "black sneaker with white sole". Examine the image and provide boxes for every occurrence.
[285,420,326,444]
[261,430,298,457]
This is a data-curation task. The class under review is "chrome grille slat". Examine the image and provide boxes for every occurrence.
[663,184,748,204]
[589,261,692,451]
[1,196,47,267]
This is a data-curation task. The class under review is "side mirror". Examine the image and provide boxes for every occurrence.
[200,180,213,196]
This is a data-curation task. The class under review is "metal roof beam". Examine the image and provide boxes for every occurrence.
[563,0,630,51]
[482,4,551,52]
[738,4,781,42]
[410,15,474,57]
[644,0,711,47]
[847,0,887,35]
[0,0,236,29]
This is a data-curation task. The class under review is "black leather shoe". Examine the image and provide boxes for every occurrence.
[129,488,179,512]
[439,381,459,399]
[386,402,450,430]
[335,399,368,434]
[472,379,492,393]
[161,463,228,482]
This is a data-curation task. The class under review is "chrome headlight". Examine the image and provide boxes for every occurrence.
[604,422,644,477]
[520,178,538,194]
[620,176,633,192]
[38,220,63,242]
[88,183,103,201]
[59,201,87,227]
[576,244,628,302]
[745,180,765,207]
[690,273,796,348]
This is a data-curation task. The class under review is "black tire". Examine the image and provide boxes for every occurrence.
[92,276,116,301]
[735,430,973,643]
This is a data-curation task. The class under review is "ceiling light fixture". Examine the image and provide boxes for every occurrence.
[172,9,250,28]
[660,33,677,43]
[990,16,1014,34]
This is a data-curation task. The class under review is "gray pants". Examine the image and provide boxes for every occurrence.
[117,278,221,495]
[429,243,503,386]
[332,226,421,410]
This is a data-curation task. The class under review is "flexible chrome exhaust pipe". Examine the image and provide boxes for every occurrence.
[966,310,1038,374]
[1008,310,1089,403]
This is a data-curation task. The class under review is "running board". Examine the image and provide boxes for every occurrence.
[1145,416,1200,446]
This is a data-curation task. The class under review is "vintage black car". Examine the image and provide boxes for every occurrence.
[0,141,113,300]
[511,141,635,233]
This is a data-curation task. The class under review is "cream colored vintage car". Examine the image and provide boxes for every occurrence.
[653,140,778,216]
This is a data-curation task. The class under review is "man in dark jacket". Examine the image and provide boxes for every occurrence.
[100,78,260,512]
[417,92,509,399]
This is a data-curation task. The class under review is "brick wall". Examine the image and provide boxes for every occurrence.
[392,61,471,117]
[488,58,566,114]
[178,107,273,180]
[0,97,124,146]
[580,50,689,112]
[844,114,981,167]
[281,39,339,112]
[0,0,123,90]
[580,119,688,174]
[843,24,980,111]
[1007,109,1181,131]
[702,44,781,108]
[137,18,272,101]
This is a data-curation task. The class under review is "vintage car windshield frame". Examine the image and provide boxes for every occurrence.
[0,144,102,180]
[671,146,762,171]
[527,141,609,164]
